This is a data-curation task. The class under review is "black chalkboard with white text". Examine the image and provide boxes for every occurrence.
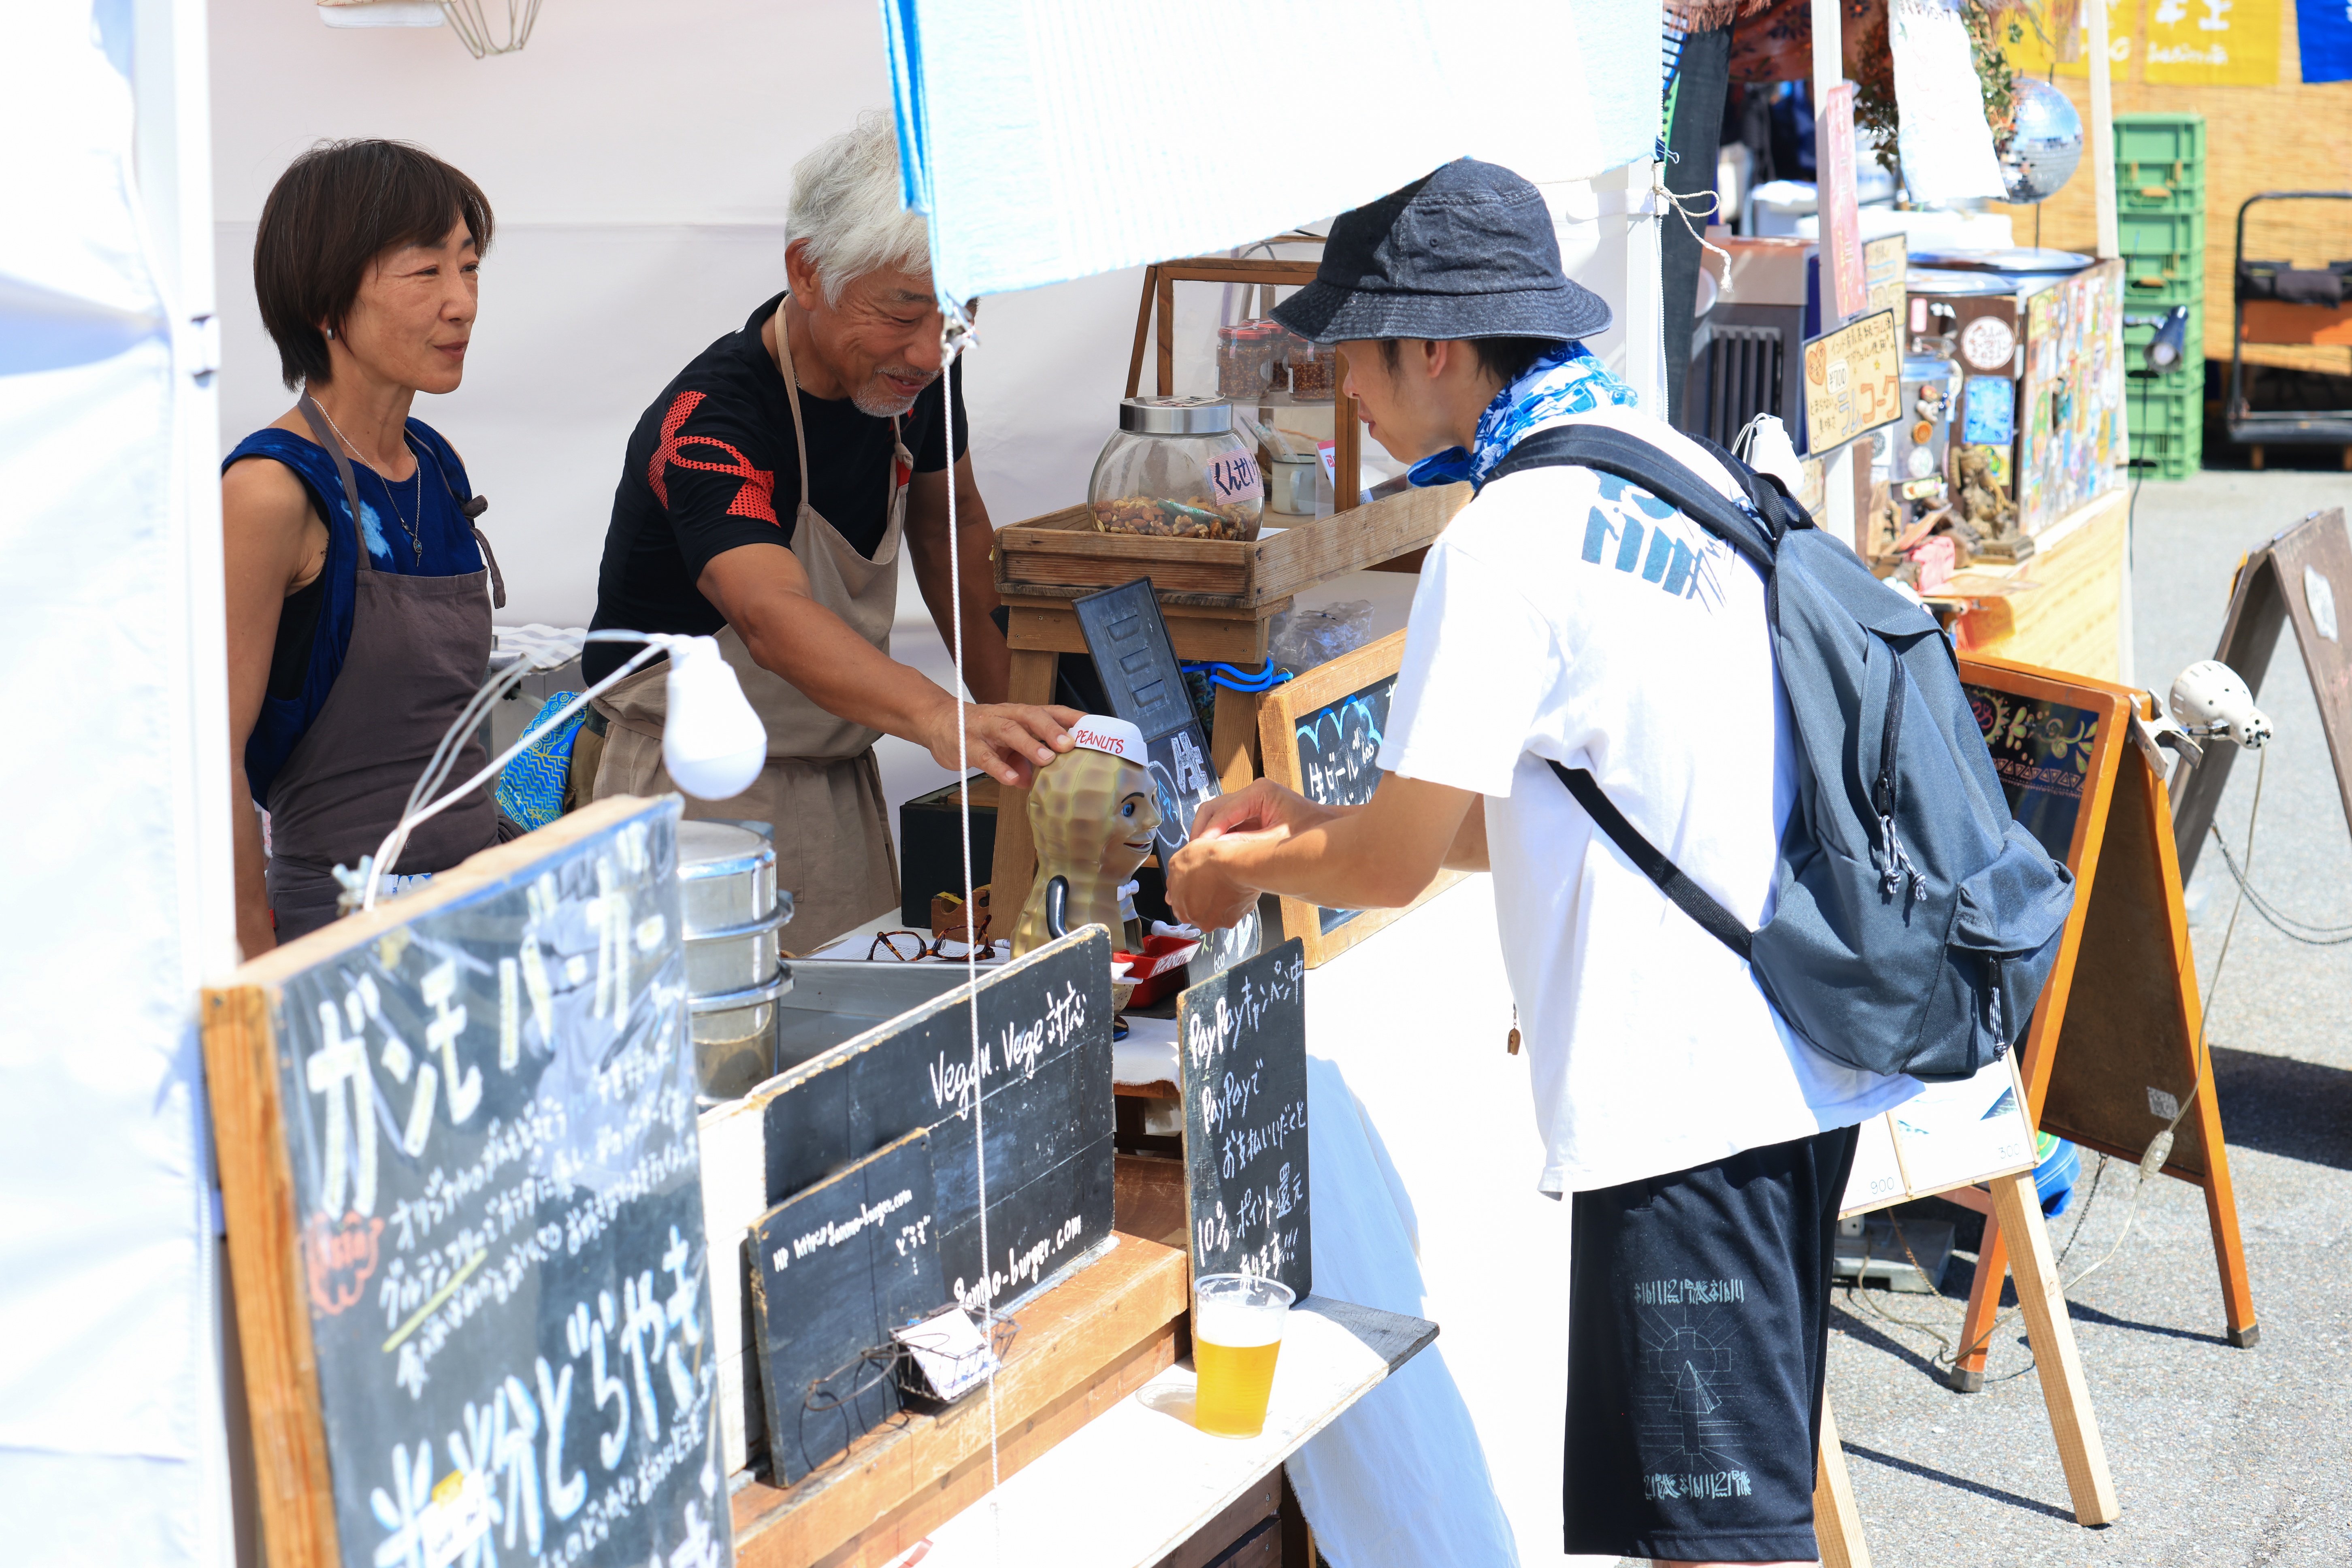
[1178,939,1310,1300]
[749,1129,945,1485]
[758,929,1117,1322]
[1289,673,1397,934]
[202,796,731,1568]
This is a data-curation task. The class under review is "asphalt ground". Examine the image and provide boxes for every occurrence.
[1618,466,2352,1566]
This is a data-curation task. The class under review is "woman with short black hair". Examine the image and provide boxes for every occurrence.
[223,139,511,952]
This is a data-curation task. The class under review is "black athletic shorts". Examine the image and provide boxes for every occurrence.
[1563,1123,1861,1563]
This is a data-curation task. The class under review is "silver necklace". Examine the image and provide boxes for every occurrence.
[316,401,425,560]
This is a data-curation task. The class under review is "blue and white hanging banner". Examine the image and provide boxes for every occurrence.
[882,0,1663,305]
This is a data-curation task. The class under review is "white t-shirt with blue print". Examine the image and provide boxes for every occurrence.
[1379,405,1920,1195]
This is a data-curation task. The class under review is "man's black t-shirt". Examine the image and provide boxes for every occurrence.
[586,292,968,682]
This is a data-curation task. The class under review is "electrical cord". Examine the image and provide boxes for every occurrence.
[354,631,688,912]
[2205,824,2352,944]
[397,654,537,835]
[1182,658,1291,692]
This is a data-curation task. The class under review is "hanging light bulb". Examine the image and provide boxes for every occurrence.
[662,636,766,799]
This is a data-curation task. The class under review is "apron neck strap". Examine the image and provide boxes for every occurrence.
[771,297,814,511]
[296,391,373,569]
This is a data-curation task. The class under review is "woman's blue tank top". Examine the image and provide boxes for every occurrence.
[224,418,485,805]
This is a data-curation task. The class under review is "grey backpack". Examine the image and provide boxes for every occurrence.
[1487,424,2074,1082]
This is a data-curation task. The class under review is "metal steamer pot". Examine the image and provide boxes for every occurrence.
[677,819,793,1101]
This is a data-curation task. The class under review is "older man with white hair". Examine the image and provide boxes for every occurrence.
[585,114,1076,946]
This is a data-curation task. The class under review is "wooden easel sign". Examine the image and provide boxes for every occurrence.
[202,797,733,1568]
[2171,506,2352,880]
[1954,656,2258,1379]
[1831,1057,2120,1530]
[1255,629,1464,965]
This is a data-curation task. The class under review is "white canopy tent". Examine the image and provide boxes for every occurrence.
[1,1,1665,1561]
[0,2,236,1564]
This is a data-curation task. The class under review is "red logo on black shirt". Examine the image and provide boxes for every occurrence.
[648,390,778,522]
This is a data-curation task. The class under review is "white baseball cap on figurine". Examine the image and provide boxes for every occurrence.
[1066,715,1146,761]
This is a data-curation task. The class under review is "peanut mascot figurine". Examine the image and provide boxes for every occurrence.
[1013,715,1163,956]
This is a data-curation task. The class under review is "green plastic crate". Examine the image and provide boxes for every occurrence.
[2126,381,2199,437]
[2117,175,2201,213]
[2128,425,2198,480]
[2121,259,2205,300]
[2118,176,2204,214]
[2117,210,2206,258]
[2113,113,2206,174]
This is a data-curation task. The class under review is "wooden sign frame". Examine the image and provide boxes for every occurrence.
[2171,507,2352,882]
[1799,308,1901,455]
[202,797,725,1568]
[1948,655,2258,1397]
[1255,629,1464,966]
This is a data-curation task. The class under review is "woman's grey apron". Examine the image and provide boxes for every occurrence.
[265,395,504,941]
[593,297,908,950]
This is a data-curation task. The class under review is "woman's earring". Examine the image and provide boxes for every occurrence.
[324,327,334,339]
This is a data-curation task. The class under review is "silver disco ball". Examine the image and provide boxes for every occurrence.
[1998,78,2084,204]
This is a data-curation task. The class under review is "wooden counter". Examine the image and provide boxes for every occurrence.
[1948,488,2131,682]
[728,1235,1189,1568]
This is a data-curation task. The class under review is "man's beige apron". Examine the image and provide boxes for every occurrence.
[593,298,906,950]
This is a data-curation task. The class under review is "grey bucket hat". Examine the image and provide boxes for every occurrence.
[1272,158,1612,345]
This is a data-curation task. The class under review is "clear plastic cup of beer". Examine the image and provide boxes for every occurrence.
[1191,1273,1294,1438]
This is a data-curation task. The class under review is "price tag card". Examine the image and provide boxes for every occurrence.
[1209,450,1262,505]
[892,1306,999,1402]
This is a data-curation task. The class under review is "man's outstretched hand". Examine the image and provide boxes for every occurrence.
[1167,779,1337,930]
[928,701,1084,788]
[1184,777,1332,845]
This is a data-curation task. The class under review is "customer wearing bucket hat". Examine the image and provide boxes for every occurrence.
[1167,159,1915,1568]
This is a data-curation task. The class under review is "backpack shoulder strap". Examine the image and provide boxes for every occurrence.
[1488,420,1770,962]
[1545,759,1754,962]
[1484,422,1779,575]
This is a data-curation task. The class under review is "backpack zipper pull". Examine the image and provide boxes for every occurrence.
[1879,812,1928,903]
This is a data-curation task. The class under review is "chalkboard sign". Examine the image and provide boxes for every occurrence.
[1074,577,1261,977]
[756,928,1116,1323]
[203,797,732,1568]
[1178,940,1310,1300]
[749,1129,944,1485]
[1964,682,2105,863]
[1257,630,1467,965]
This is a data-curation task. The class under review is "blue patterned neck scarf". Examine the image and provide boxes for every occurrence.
[1406,340,1640,492]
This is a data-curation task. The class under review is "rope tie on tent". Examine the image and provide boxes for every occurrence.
[1651,170,1735,302]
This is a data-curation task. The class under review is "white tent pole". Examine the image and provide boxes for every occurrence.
[2087,1,2121,260]
[132,0,239,1563]
[2086,1,2133,683]
[1812,0,1858,549]
[137,0,235,978]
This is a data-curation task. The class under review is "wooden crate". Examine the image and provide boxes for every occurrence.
[993,481,1470,609]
